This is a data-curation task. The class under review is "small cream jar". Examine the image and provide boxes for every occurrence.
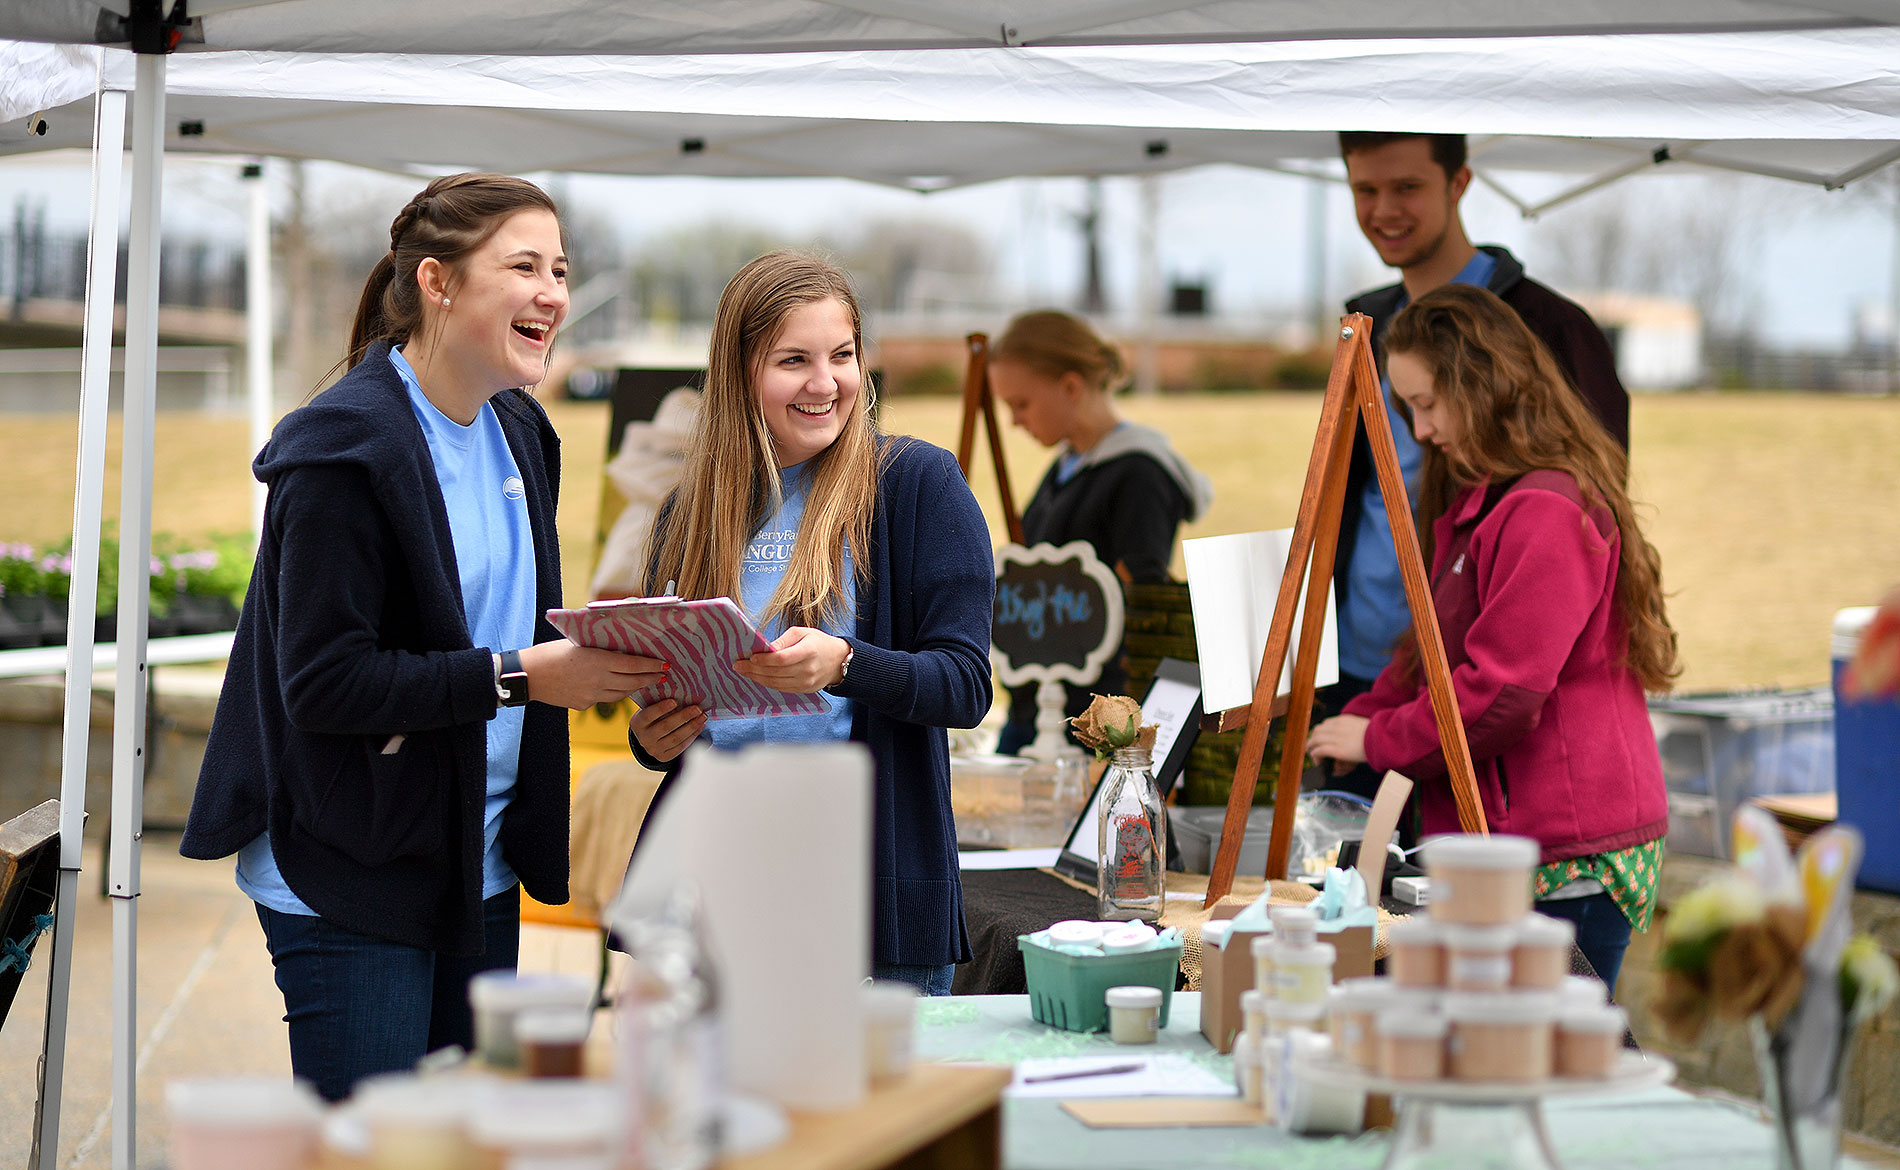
[1555,1004,1628,1079]
[1242,989,1271,1046]
[1444,992,1557,1082]
[1234,1032,1265,1107]
[1266,998,1326,1037]
[1327,977,1394,1070]
[863,980,920,1085]
[1421,834,1540,927]
[1251,932,1278,995]
[1557,974,1609,1011]
[1513,914,1578,990]
[1385,917,1445,989]
[1375,1010,1448,1081]
[1271,941,1337,1006]
[166,1078,324,1170]
[1106,984,1164,1044]
[1441,924,1517,992]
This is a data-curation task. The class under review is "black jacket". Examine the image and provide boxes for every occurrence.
[1334,244,1630,653]
[181,342,569,955]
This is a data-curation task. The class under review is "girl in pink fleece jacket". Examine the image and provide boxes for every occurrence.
[1308,283,1678,994]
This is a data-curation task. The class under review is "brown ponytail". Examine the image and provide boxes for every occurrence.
[991,309,1127,393]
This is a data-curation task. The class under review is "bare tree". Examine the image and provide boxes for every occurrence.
[825,214,993,314]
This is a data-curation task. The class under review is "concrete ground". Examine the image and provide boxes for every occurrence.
[0,833,602,1169]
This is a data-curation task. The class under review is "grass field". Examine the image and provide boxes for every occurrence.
[7,390,1898,694]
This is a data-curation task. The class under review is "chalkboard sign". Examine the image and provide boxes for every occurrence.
[991,541,1124,688]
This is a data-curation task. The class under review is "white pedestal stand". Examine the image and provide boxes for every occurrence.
[1295,1051,1675,1170]
[1019,680,1070,761]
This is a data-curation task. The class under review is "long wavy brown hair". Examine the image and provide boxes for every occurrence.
[1383,283,1678,692]
[641,252,879,628]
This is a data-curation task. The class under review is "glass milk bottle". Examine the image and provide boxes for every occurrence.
[1096,746,1166,921]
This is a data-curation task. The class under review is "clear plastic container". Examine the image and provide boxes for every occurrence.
[1421,834,1540,926]
[862,980,920,1085]
[469,972,596,1071]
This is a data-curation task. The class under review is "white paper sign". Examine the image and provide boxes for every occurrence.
[1182,528,1338,715]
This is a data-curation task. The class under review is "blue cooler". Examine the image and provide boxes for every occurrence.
[1833,606,1900,893]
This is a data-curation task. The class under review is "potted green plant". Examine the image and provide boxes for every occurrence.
[0,542,42,648]
[163,536,249,634]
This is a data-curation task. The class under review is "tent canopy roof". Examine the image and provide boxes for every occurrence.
[8,0,1900,55]
[4,32,1899,199]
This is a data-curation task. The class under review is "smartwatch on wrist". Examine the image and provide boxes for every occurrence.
[495,649,530,707]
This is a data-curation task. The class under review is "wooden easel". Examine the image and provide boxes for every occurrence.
[955,333,1025,545]
[1202,315,1488,907]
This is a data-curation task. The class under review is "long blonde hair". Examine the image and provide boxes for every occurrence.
[1384,283,1678,692]
[643,252,880,627]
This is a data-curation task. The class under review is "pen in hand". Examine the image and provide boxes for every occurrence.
[1020,1061,1145,1084]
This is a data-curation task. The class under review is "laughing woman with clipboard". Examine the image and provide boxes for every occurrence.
[630,252,994,995]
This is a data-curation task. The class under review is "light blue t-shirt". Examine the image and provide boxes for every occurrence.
[1336,249,1497,680]
[237,347,537,913]
[706,461,855,750]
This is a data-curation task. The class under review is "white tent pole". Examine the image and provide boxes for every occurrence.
[109,50,165,1170]
[1134,173,1159,395]
[244,158,271,539]
[32,77,128,1170]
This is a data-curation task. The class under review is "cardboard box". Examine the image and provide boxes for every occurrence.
[1198,902,1373,1053]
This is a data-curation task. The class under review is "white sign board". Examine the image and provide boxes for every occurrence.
[1182,528,1338,715]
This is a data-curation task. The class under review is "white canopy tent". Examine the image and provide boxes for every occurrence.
[7,0,1900,54]
[2,11,1899,1169]
[8,33,1900,196]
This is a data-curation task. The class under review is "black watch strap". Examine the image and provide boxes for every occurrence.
[497,648,530,707]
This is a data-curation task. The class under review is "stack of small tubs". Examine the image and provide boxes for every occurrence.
[1325,835,1627,1084]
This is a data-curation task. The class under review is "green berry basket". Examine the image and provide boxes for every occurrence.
[1016,934,1184,1033]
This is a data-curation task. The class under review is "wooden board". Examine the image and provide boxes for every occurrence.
[0,799,61,1027]
[721,1063,1010,1170]
[1061,1097,1263,1128]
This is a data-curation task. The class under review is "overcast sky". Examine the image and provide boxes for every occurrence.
[2,149,1894,348]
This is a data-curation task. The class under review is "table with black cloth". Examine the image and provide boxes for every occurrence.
[952,867,1600,995]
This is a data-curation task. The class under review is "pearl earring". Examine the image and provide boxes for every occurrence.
[441,297,451,308]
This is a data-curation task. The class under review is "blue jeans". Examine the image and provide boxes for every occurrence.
[1535,892,1632,997]
[256,887,520,1102]
[874,962,957,996]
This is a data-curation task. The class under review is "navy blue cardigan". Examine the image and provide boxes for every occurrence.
[634,436,994,967]
[180,342,570,955]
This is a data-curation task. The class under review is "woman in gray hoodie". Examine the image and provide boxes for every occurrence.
[988,310,1213,755]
